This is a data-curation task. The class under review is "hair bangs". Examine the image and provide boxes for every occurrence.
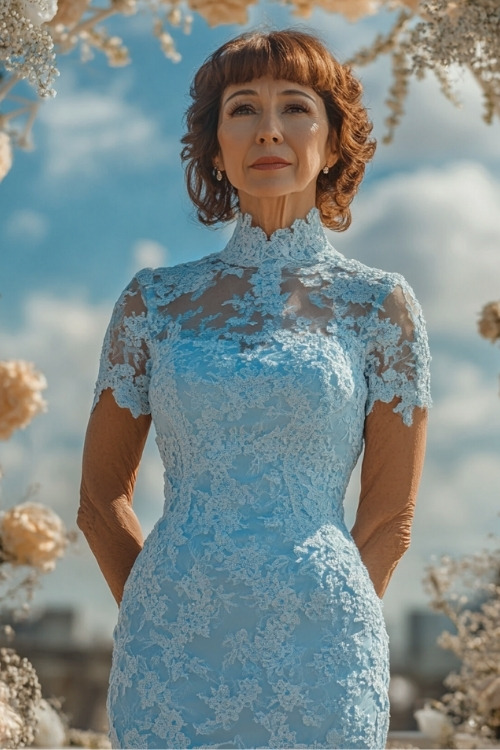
[213,31,332,96]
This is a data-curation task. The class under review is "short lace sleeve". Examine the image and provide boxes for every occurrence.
[364,276,431,426]
[92,275,151,418]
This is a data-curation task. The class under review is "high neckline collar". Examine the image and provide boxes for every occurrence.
[218,207,337,266]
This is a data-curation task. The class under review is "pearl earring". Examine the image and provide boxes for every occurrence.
[322,165,329,175]
[216,168,223,181]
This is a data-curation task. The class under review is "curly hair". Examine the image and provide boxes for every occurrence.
[181,29,376,231]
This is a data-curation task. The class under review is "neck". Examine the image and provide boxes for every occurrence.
[237,192,317,238]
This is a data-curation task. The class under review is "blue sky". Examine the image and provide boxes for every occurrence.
[1,1,499,657]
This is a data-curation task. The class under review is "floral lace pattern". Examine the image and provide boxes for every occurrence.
[95,208,431,749]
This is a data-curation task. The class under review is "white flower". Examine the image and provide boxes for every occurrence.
[414,705,454,742]
[0,502,68,572]
[32,699,66,748]
[18,0,58,25]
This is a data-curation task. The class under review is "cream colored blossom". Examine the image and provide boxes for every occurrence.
[32,699,66,748]
[49,0,89,27]
[0,360,47,440]
[478,301,500,343]
[0,693,24,749]
[111,0,136,14]
[445,1,460,21]
[187,0,255,27]
[393,0,420,9]
[19,0,58,25]
[313,0,379,21]
[0,133,13,183]
[477,676,500,714]
[0,501,68,572]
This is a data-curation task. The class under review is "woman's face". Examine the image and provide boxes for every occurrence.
[216,77,336,214]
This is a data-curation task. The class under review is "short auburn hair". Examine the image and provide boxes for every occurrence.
[180,29,376,231]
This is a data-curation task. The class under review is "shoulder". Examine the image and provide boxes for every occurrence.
[326,248,417,309]
[131,252,222,304]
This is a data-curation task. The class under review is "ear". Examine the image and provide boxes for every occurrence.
[213,152,225,171]
[325,130,339,169]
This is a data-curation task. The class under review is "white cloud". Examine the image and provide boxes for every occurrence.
[38,74,176,180]
[131,238,169,271]
[338,161,500,339]
[6,209,50,243]
[430,355,500,441]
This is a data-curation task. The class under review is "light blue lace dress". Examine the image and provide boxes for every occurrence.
[94,209,431,749]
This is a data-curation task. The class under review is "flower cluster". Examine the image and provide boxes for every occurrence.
[422,543,500,747]
[0,648,41,749]
[0,360,47,441]
[0,501,69,573]
[0,0,58,96]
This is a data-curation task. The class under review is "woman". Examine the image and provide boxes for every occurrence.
[78,29,431,749]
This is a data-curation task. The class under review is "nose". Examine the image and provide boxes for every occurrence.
[256,110,283,145]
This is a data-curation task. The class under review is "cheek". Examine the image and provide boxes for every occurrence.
[217,128,246,168]
[300,132,328,164]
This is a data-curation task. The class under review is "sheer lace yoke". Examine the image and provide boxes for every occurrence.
[94,211,431,426]
[218,207,336,266]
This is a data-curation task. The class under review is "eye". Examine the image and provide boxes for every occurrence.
[284,103,311,114]
[228,102,255,116]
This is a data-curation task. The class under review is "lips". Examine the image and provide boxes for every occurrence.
[250,156,291,170]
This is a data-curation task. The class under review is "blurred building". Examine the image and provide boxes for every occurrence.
[389,608,460,732]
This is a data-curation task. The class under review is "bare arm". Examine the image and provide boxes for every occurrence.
[350,397,428,598]
[78,388,152,605]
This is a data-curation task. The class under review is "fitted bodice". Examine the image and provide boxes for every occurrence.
[95,209,430,518]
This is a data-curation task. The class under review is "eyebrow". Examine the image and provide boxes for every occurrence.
[222,88,317,107]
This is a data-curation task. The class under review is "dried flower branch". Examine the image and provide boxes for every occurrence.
[423,541,500,746]
[346,0,500,141]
